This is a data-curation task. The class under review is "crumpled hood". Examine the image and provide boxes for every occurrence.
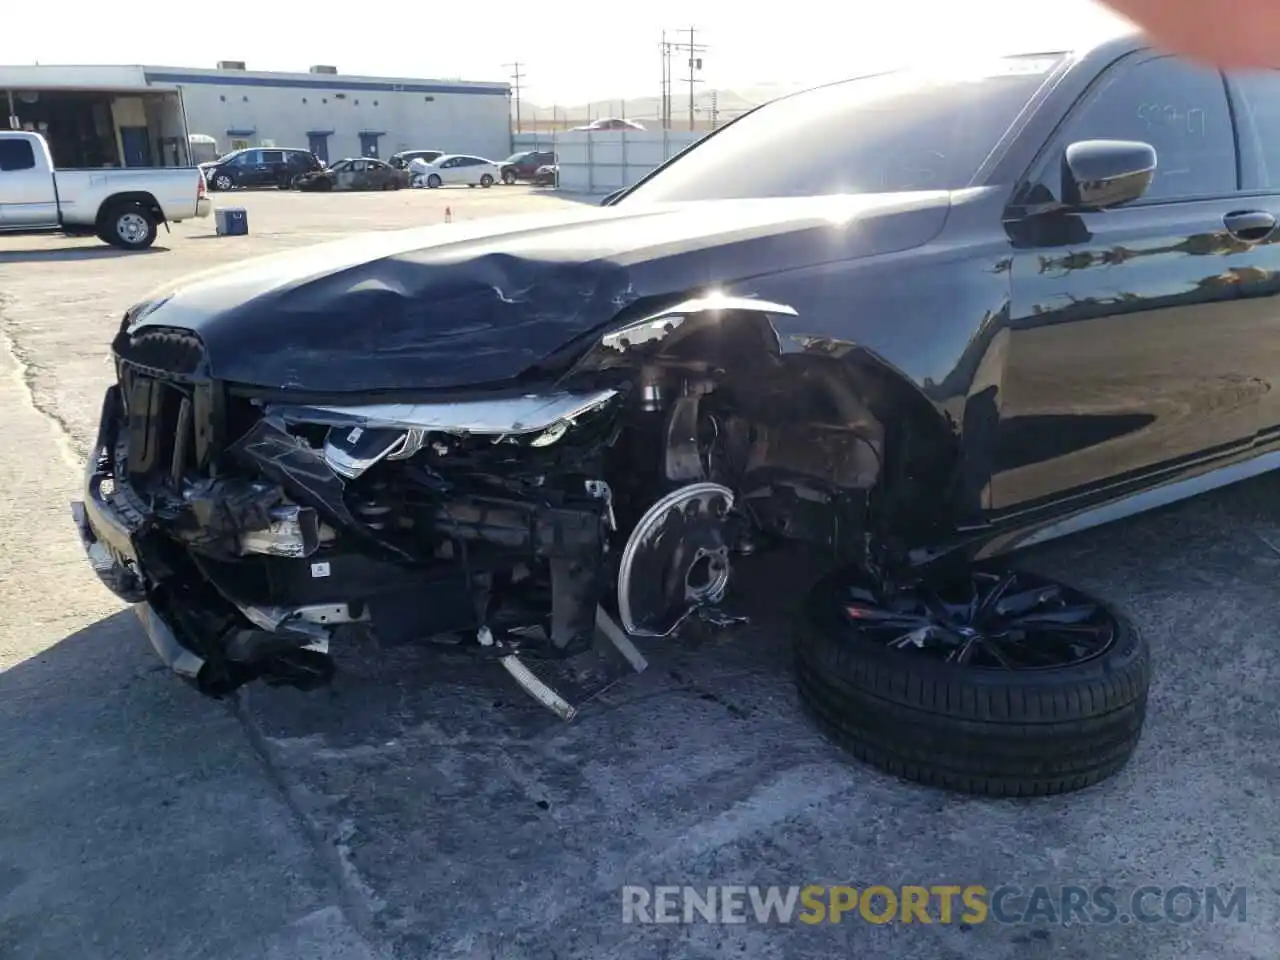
[127,193,951,393]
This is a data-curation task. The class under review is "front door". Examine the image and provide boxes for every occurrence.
[0,137,58,228]
[119,126,152,167]
[307,134,329,164]
[999,53,1278,513]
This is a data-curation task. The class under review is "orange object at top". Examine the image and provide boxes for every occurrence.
[1103,0,1280,68]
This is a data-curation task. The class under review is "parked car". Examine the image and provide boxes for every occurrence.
[500,150,556,184]
[389,149,445,171]
[572,117,645,132]
[292,157,409,192]
[77,32,1276,796]
[203,148,323,191]
[0,131,210,250]
[532,163,558,187]
[411,154,500,188]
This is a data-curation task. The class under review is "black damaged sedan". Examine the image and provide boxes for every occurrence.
[73,33,1280,795]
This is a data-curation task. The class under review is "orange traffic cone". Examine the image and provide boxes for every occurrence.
[445,206,452,223]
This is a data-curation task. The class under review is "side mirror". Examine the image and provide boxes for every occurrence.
[1062,139,1157,210]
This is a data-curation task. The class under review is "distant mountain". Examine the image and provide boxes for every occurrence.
[517,84,811,131]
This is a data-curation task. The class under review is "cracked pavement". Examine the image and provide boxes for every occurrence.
[0,189,1277,960]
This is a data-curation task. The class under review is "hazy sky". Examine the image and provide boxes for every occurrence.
[11,0,1134,104]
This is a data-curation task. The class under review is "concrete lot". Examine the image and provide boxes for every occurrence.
[0,187,1276,960]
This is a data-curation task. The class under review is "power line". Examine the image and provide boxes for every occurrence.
[504,61,526,133]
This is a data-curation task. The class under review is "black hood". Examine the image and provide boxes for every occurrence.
[127,193,951,393]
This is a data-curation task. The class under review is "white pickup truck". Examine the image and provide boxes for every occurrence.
[0,130,211,250]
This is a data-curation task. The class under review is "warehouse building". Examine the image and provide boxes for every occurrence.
[1,66,190,168]
[2,63,512,168]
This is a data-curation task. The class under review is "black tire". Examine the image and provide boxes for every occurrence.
[427,174,442,189]
[211,172,235,192]
[794,566,1150,797]
[480,174,494,188]
[502,169,517,185]
[100,203,158,250]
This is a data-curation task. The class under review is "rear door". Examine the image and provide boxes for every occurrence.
[0,137,58,229]
[998,52,1279,513]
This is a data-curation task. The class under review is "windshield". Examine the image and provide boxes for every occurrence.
[504,152,531,163]
[623,54,1065,202]
[214,149,247,164]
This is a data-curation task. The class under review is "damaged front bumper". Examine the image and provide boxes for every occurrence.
[68,379,642,702]
[71,386,339,693]
[71,387,209,682]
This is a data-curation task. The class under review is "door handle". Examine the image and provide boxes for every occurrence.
[1223,210,1277,242]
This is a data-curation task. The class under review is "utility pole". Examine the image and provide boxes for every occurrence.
[659,31,668,129]
[504,61,525,133]
[668,28,707,131]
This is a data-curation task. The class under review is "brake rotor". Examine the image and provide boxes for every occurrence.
[616,482,735,636]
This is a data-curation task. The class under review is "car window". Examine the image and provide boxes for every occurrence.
[1227,69,1280,189]
[331,160,350,173]
[623,54,1067,201]
[234,151,257,166]
[0,139,36,172]
[1056,55,1236,202]
[262,150,284,164]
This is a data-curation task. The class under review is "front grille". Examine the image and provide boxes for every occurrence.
[116,327,206,378]
[124,373,194,484]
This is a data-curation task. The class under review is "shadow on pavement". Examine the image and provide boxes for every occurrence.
[5,490,1280,959]
[0,609,368,960]
[0,247,168,263]
[240,497,1280,959]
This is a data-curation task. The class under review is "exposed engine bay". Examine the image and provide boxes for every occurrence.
[75,297,891,714]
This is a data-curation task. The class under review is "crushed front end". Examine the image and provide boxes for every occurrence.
[73,294,890,708]
[72,321,634,697]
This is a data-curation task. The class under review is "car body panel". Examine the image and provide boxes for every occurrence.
[125,191,952,393]
[74,31,1280,696]
[203,148,322,189]
[419,155,502,186]
[390,149,445,170]
[0,130,208,232]
[501,151,556,182]
[295,157,407,191]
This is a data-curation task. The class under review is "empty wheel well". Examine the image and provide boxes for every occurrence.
[568,303,962,565]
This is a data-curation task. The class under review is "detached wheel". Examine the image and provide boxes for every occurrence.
[101,203,158,250]
[794,566,1150,797]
